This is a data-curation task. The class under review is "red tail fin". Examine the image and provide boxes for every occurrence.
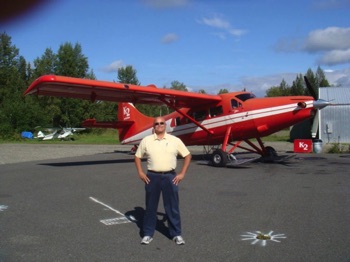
[83,103,154,144]
[117,103,154,144]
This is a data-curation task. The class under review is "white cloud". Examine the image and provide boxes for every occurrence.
[141,0,190,9]
[275,27,350,66]
[240,73,298,97]
[101,60,124,73]
[303,27,350,65]
[324,68,350,86]
[198,15,247,38]
[200,16,231,30]
[317,49,350,65]
[161,33,179,44]
[303,27,350,52]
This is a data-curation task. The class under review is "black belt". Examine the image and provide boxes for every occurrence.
[148,170,175,174]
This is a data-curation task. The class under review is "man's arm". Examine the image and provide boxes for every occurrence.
[134,156,150,184]
[172,153,191,185]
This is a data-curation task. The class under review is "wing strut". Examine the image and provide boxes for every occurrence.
[222,125,232,152]
[160,98,214,135]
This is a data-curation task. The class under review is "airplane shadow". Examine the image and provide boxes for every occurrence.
[125,207,171,239]
[39,158,137,167]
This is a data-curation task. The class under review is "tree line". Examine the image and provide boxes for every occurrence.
[265,67,330,98]
[0,32,331,139]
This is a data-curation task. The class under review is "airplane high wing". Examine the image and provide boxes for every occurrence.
[25,74,330,167]
[24,75,222,108]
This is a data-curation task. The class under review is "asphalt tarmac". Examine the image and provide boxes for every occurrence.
[0,144,349,261]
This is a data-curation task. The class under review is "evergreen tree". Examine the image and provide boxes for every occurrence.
[52,42,93,127]
[304,68,318,97]
[117,65,140,85]
[265,67,330,97]
[0,33,31,137]
[279,79,291,96]
[218,89,229,94]
[290,74,304,96]
[265,86,283,97]
[32,48,57,79]
[316,66,330,87]
[56,42,89,77]
[170,80,187,91]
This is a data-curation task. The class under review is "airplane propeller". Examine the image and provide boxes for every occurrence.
[303,76,330,138]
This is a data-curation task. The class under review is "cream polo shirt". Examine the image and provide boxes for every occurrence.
[135,132,190,172]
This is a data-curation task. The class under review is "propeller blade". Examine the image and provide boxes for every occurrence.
[304,76,318,100]
[311,110,319,138]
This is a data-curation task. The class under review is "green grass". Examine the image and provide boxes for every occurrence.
[1,129,291,144]
[262,129,291,142]
[0,129,120,144]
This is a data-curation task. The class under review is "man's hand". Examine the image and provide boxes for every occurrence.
[172,172,185,185]
[139,171,150,184]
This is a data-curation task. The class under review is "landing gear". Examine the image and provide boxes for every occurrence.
[211,149,228,167]
[264,146,277,157]
[204,135,283,167]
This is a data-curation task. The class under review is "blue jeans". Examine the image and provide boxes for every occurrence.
[143,171,181,238]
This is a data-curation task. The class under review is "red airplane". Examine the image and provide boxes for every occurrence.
[24,75,329,166]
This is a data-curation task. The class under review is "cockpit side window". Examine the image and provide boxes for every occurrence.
[231,99,241,108]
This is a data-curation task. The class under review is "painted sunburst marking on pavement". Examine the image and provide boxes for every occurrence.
[241,231,286,246]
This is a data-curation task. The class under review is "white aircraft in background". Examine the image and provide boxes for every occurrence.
[35,127,86,141]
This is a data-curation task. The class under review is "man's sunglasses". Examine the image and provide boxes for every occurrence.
[154,122,165,126]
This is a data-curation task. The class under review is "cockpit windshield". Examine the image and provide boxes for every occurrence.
[235,93,255,102]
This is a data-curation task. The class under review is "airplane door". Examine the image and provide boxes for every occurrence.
[228,98,256,139]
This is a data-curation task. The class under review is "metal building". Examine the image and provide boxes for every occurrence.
[319,87,350,143]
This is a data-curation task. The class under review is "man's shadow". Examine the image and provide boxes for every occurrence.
[125,207,171,239]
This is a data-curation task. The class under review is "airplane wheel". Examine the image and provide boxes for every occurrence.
[265,146,277,157]
[211,149,227,167]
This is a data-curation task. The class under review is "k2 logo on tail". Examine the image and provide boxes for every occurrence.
[123,106,130,120]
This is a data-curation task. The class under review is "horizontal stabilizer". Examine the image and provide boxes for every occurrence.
[82,118,134,129]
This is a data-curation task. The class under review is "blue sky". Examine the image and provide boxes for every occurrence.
[2,0,350,97]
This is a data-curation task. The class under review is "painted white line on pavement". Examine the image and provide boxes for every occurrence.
[89,196,125,216]
[89,196,133,225]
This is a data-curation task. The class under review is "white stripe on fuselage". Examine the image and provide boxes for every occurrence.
[121,101,313,144]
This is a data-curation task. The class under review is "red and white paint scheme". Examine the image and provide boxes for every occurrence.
[25,75,329,167]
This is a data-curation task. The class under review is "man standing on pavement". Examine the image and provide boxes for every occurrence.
[134,116,191,245]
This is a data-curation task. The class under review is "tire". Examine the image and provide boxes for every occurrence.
[211,149,227,167]
[265,146,277,157]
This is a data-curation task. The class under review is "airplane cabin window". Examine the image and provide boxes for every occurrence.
[210,106,223,117]
[231,99,239,108]
[176,117,181,126]
[193,110,207,121]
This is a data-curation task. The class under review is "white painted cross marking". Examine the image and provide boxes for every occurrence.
[100,217,131,225]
